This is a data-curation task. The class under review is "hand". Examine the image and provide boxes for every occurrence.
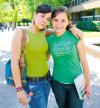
[28,91,33,97]
[69,27,83,39]
[17,90,28,106]
[86,83,92,98]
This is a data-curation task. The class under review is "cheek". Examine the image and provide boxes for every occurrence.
[35,16,42,24]
[52,23,56,28]
[46,20,48,24]
[52,21,57,27]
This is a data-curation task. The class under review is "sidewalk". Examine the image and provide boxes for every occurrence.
[0,31,100,108]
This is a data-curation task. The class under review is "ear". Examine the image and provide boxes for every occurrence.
[69,20,72,25]
[34,12,36,16]
[32,13,36,22]
[33,12,36,17]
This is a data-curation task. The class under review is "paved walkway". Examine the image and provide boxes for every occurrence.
[0,30,100,108]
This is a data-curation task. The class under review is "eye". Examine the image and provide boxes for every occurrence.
[53,19,58,22]
[61,19,66,22]
[41,15,45,18]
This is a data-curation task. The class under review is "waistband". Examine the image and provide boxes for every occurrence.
[26,73,49,82]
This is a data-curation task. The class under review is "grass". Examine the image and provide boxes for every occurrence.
[82,30,100,39]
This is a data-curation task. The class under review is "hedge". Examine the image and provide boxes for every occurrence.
[76,21,100,31]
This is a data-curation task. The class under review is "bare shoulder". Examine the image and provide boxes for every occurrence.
[13,29,23,42]
[11,29,24,49]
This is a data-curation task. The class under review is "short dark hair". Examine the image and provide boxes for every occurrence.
[36,4,53,14]
[52,6,70,21]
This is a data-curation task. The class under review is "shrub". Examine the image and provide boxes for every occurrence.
[76,21,100,31]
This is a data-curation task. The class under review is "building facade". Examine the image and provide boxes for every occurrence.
[66,0,100,23]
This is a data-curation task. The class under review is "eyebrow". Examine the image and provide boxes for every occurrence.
[53,17,66,20]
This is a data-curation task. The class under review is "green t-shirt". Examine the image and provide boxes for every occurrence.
[47,31,82,84]
[24,30,49,77]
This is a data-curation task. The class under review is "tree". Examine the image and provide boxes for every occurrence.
[0,0,31,27]
[25,0,70,17]
[0,0,71,25]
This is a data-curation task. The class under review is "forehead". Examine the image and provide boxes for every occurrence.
[53,12,67,19]
[37,12,52,18]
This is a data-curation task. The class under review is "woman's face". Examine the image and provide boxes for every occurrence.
[34,12,51,30]
[52,12,69,35]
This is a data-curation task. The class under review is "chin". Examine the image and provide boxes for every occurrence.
[39,27,45,31]
[56,30,63,33]
[36,26,44,31]
[40,28,45,31]
[39,26,46,30]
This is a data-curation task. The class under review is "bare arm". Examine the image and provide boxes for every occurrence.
[46,26,83,39]
[11,29,23,88]
[77,40,91,97]
[11,29,28,105]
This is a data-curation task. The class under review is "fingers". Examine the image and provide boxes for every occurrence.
[70,27,83,39]
[17,91,33,105]
[86,83,92,98]
[86,90,92,98]
[19,97,27,106]
[17,90,28,106]
[86,92,90,98]
[75,28,83,38]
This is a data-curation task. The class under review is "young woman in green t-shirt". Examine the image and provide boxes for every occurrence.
[47,6,91,108]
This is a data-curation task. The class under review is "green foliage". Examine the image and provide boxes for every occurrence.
[76,21,100,31]
[0,0,8,4]
[25,0,70,16]
[0,0,70,23]
[0,0,32,22]
[18,1,31,21]
[0,5,5,22]
[95,21,100,31]
[26,0,35,16]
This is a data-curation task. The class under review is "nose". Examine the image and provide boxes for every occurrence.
[42,18,47,24]
[57,21,62,26]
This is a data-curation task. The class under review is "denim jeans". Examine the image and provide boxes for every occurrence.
[51,79,83,108]
[23,77,51,108]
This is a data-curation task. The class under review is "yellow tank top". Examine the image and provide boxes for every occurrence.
[24,30,49,77]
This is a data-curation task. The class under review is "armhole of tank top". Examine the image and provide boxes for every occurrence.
[25,29,29,44]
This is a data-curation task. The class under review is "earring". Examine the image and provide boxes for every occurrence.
[32,21,35,25]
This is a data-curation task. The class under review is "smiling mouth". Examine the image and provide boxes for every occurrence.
[56,27,63,30]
